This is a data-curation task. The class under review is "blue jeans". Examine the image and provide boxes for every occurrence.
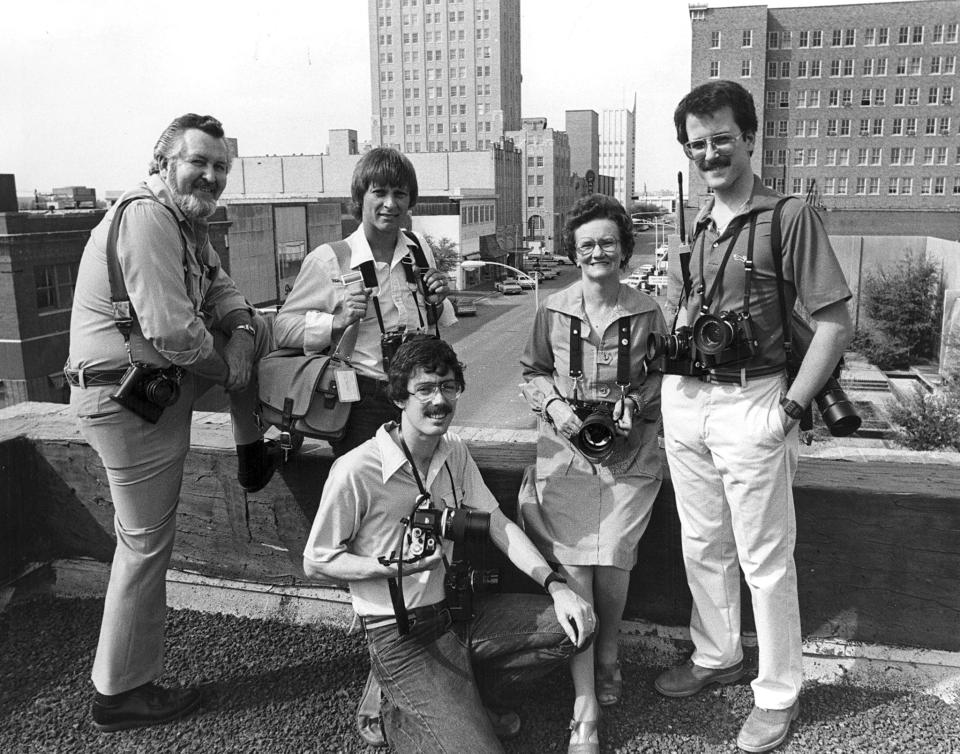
[366,593,575,754]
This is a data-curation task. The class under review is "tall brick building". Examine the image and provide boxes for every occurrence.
[687,0,959,211]
[369,0,521,153]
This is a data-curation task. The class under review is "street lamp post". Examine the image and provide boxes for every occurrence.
[460,260,539,310]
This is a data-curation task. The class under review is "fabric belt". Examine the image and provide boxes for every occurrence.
[696,364,786,386]
[64,367,129,388]
[359,600,449,632]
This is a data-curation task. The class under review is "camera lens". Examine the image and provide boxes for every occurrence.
[816,380,861,437]
[469,568,501,592]
[441,508,490,543]
[576,411,617,462]
[143,376,180,407]
[693,314,736,355]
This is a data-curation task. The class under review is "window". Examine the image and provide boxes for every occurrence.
[896,57,908,75]
[843,59,854,77]
[793,148,805,166]
[873,118,884,136]
[767,62,778,79]
[870,147,882,165]
[933,24,944,43]
[799,30,809,48]
[863,58,874,76]
[909,57,922,75]
[931,56,943,75]
[855,176,866,194]
[807,147,817,165]
[865,28,876,46]
[839,148,850,166]
[898,26,909,45]
[767,90,778,107]
[953,177,960,195]
[824,177,835,194]
[923,146,935,165]
[912,25,923,44]
[809,90,820,107]
[908,87,920,105]
[895,87,905,105]
[904,147,915,165]
[829,88,840,107]
[35,262,79,313]
[811,30,822,47]
[797,60,808,77]
[876,58,888,76]
[936,147,948,165]
[901,177,913,194]
[793,177,803,194]
[888,177,900,195]
[741,60,752,77]
[842,89,852,106]
[921,177,932,195]
[810,60,821,77]
[808,120,819,137]
[777,120,788,137]
[845,28,856,46]
[878,27,889,45]
[709,61,719,78]
[926,117,938,135]
[826,118,838,136]
[892,118,903,135]
[742,30,753,48]
[948,24,959,43]
[711,30,721,48]
[874,88,886,106]
[837,177,848,195]
[830,59,841,77]
[840,118,851,136]
[832,29,842,47]
[779,91,790,108]
[869,177,880,195]
[890,147,902,164]
[826,148,837,166]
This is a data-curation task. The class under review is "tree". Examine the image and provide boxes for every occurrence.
[423,235,460,273]
[627,201,666,218]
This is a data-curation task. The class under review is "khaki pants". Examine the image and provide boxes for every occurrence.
[661,372,802,711]
[72,324,270,695]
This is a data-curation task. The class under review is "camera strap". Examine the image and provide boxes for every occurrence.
[697,215,750,317]
[769,196,795,367]
[105,190,187,359]
[402,230,442,337]
[568,316,632,399]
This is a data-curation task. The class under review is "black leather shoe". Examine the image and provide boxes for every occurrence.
[92,683,201,732]
[237,439,280,493]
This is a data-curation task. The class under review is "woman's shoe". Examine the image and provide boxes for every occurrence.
[596,661,622,706]
[567,719,600,754]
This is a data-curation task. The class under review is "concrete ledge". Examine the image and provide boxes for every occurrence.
[36,557,960,706]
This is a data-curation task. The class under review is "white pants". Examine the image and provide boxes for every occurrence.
[661,373,802,710]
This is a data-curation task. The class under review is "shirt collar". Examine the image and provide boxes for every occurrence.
[375,421,454,485]
[545,279,661,320]
[346,227,418,271]
[144,174,193,227]
[693,175,781,232]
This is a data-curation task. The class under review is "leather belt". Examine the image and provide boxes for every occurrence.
[64,367,128,388]
[356,373,389,394]
[697,364,785,386]
[360,600,449,632]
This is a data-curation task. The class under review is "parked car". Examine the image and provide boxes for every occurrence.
[537,268,558,280]
[495,279,523,295]
[639,264,655,276]
[450,297,477,316]
[622,272,644,289]
[517,276,537,289]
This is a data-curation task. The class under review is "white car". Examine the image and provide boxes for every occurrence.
[495,279,523,295]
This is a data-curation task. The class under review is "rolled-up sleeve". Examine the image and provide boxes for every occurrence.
[119,201,225,379]
[273,247,345,354]
[303,458,365,566]
[520,306,562,412]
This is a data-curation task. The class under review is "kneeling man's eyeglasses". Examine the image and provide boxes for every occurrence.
[410,381,463,402]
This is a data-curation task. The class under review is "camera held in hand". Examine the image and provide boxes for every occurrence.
[408,502,491,560]
[692,310,758,369]
[646,327,704,377]
[380,327,439,374]
[568,399,618,463]
[445,559,501,622]
[109,363,182,424]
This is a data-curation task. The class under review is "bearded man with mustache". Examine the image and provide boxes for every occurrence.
[654,81,854,753]
[67,113,278,732]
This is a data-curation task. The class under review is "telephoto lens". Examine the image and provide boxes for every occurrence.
[440,508,490,543]
[576,411,617,463]
[815,378,862,436]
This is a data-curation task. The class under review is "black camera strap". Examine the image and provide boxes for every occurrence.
[568,315,632,400]
[105,190,187,361]
[697,215,751,317]
[769,196,795,367]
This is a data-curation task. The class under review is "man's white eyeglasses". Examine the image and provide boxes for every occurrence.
[410,381,463,402]
[682,131,744,159]
[575,237,620,255]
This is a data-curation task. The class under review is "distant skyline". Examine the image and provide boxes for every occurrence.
[3,0,906,198]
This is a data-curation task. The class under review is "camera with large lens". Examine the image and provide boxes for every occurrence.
[568,399,618,463]
[692,310,758,369]
[408,503,491,560]
[109,363,181,424]
[380,327,440,374]
[646,326,704,376]
[444,559,501,621]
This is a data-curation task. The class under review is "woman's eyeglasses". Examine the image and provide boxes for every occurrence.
[682,131,744,159]
[575,237,620,255]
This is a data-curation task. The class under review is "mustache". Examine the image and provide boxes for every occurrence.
[697,155,731,171]
[424,406,452,419]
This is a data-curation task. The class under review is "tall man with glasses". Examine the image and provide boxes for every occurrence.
[655,81,852,753]
[303,337,595,753]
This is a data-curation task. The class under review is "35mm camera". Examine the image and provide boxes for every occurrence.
[408,504,490,560]
[109,364,181,423]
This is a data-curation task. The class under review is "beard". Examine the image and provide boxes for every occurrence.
[168,162,220,219]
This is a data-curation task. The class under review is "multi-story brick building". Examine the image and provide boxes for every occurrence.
[505,118,574,253]
[687,0,959,212]
[369,0,521,153]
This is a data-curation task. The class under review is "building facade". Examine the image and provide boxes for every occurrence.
[687,0,959,210]
[505,118,574,254]
[369,0,521,153]
[599,99,637,209]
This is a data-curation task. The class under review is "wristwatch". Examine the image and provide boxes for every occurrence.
[233,323,256,338]
[779,396,805,420]
[543,572,567,592]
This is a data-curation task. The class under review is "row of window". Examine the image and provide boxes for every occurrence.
[380,82,493,100]
[526,196,547,208]
[710,23,959,50]
[398,7,491,24]
[461,204,494,225]
[763,116,954,137]
[762,145,958,167]
[772,86,955,109]
[377,29,487,45]
[766,54,957,79]
[762,175,960,196]
[396,140,498,152]
[397,120,493,135]
[711,56,959,79]
[378,44,492,65]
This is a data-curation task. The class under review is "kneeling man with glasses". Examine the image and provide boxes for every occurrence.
[303,338,595,753]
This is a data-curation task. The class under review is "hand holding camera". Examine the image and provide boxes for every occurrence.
[544,397,581,440]
[334,271,373,330]
[417,267,448,306]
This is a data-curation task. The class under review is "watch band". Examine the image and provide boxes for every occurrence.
[780,396,804,420]
[233,323,256,337]
[543,571,567,592]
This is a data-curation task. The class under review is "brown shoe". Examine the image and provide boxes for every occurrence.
[92,683,201,732]
[654,658,745,698]
[736,700,800,752]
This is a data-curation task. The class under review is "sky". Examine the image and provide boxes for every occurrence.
[2,0,905,198]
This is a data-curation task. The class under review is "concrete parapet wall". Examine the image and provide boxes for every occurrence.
[2,402,959,654]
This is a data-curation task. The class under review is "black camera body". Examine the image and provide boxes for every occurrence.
[444,559,501,622]
[380,328,439,374]
[693,310,759,369]
[646,326,705,376]
[109,364,181,424]
[408,504,491,560]
[569,399,618,463]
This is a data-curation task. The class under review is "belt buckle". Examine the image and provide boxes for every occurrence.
[77,367,87,389]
